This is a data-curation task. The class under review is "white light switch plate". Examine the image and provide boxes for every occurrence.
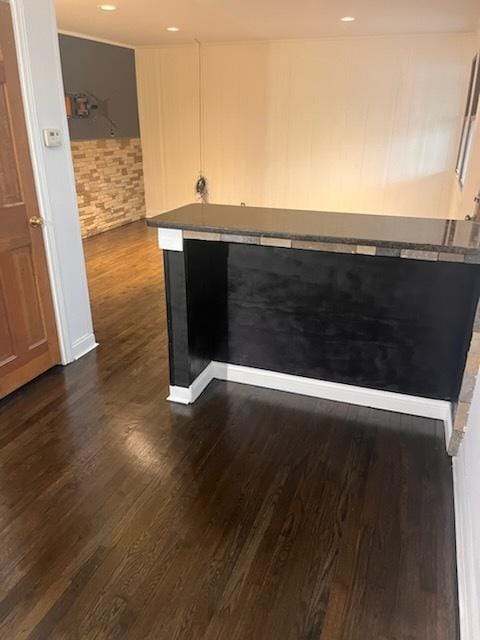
[42,128,62,148]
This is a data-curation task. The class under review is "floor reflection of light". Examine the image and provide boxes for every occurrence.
[124,429,166,474]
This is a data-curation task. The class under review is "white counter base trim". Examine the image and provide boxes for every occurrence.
[157,228,183,252]
[443,405,453,452]
[167,361,452,442]
[167,361,216,404]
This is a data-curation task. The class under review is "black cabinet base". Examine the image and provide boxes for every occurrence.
[163,240,480,403]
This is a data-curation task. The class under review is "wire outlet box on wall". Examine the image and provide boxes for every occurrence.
[42,128,62,148]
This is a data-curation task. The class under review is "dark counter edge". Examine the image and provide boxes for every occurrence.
[146,217,479,256]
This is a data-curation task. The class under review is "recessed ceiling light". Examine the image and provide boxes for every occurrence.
[166,26,180,32]
[341,16,355,22]
[98,4,117,11]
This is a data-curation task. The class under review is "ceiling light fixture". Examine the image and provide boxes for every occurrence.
[166,26,180,32]
[98,4,117,11]
[341,16,355,22]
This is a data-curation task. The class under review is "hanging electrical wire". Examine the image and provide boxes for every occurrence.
[194,39,208,203]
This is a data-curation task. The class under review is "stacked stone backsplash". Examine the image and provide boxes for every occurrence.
[71,137,146,238]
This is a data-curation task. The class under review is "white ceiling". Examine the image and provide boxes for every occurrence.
[54,0,480,47]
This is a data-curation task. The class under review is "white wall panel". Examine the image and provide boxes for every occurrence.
[451,25,480,640]
[136,45,200,215]
[137,34,474,219]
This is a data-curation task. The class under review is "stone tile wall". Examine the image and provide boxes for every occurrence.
[71,137,146,238]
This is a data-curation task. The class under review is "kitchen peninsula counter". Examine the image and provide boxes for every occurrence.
[147,202,480,260]
[147,204,480,455]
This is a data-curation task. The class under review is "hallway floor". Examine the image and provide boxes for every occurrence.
[0,221,458,639]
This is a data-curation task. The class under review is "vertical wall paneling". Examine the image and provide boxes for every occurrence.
[135,45,200,215]
[137,34,474,220]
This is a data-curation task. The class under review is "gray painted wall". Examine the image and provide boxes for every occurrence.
[58,34,140,140]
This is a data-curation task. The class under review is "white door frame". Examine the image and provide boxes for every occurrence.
[8,0,97,364]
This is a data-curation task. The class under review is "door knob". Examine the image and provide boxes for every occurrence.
[29,216,44,228]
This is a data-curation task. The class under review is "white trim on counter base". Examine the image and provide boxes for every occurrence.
[167,361,452,443]
[443,407,453,454]
[167,362,217,404]
[157,228,183,252]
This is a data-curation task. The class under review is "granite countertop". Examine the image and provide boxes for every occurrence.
[146,203,480,258]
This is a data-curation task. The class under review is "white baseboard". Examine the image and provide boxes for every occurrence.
[215,362,451,422]
[72,333,98,360]
[167,361,216,404]
[444,405,453,450]
[167,386,192,405]
[453,458,480,640]
[167,360,451,428]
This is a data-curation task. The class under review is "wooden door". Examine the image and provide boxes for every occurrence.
[0,1,60,398]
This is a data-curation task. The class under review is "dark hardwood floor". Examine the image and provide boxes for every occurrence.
[0,220,458,639]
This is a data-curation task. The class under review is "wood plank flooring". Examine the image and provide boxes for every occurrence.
[0,220,459,639]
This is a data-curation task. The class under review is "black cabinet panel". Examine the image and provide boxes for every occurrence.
[173,241,480,400]
[185,241,228,380]
[223,245,480,399]
[163,251,190,387]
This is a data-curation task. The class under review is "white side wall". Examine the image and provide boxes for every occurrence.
[10,0,96,362]
[135,45,200,215]
[137,34,475,219]
[451,23,480,640]
[454,376,480,640]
